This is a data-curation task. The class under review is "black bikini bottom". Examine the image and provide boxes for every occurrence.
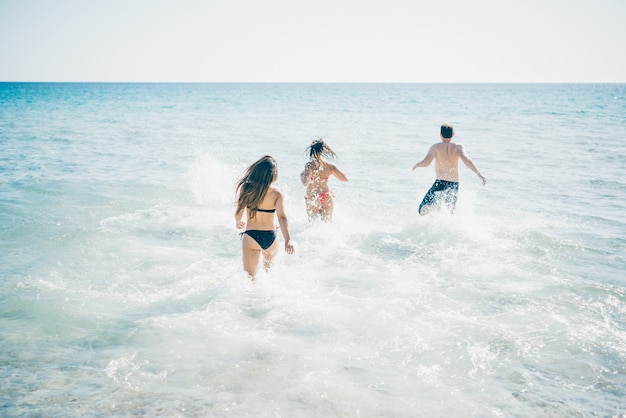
[241,230,277,250]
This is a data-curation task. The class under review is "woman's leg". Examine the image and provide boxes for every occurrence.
[241,234,261,280]
[305,197,321,221]
[261,240,278,272]
[320,195,334,222]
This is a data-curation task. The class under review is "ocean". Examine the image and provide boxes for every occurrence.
[1,82,625,417]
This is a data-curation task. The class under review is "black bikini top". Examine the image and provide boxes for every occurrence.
[250,207,276,213]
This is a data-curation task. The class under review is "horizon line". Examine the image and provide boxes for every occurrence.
[1,80,625,84]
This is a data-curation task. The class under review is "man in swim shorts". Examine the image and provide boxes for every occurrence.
[412,123,486,216]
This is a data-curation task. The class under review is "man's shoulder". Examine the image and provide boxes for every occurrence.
[432,142,459,150]
[442,142,464,150]
[432,141,459,147]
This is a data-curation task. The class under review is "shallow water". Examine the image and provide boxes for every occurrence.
[1,83,625,416]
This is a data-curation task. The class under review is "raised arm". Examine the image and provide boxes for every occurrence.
[412,145,436,171]
[459,145,486,185]
[274,190,295,254]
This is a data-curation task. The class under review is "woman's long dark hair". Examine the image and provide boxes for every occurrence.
[306,138,337,161]
[235,155,278,218]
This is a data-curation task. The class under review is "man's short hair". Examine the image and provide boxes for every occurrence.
[441,123,454,139]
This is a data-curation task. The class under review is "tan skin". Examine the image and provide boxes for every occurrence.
[301,158,348,222]
[235,183,294,280]
[412,133,486,215]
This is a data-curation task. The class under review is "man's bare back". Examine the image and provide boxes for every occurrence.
[412,124,486,215]
[430,141,461,182]
[412,131,486,185]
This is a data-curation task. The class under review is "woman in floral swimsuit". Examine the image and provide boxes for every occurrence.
[300,138,348,222]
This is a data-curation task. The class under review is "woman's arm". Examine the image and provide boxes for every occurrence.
[274,190,294,254]
[300,162,313,186]
[331,164,348,182]
[235,207,246,229]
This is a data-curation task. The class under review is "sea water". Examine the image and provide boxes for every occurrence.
[1,83,625,417]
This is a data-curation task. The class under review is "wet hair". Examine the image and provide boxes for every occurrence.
[235,155,278,218]
[306,138,337,161]
[441,123,454,139]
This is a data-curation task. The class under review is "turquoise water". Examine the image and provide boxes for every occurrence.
[1,83,625,416]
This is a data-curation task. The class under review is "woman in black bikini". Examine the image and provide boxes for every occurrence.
[301,138,348,222]
[235,155,295,280]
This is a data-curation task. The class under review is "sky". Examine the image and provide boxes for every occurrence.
[1,0,625,82]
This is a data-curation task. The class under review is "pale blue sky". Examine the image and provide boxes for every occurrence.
[1,0,625,82]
